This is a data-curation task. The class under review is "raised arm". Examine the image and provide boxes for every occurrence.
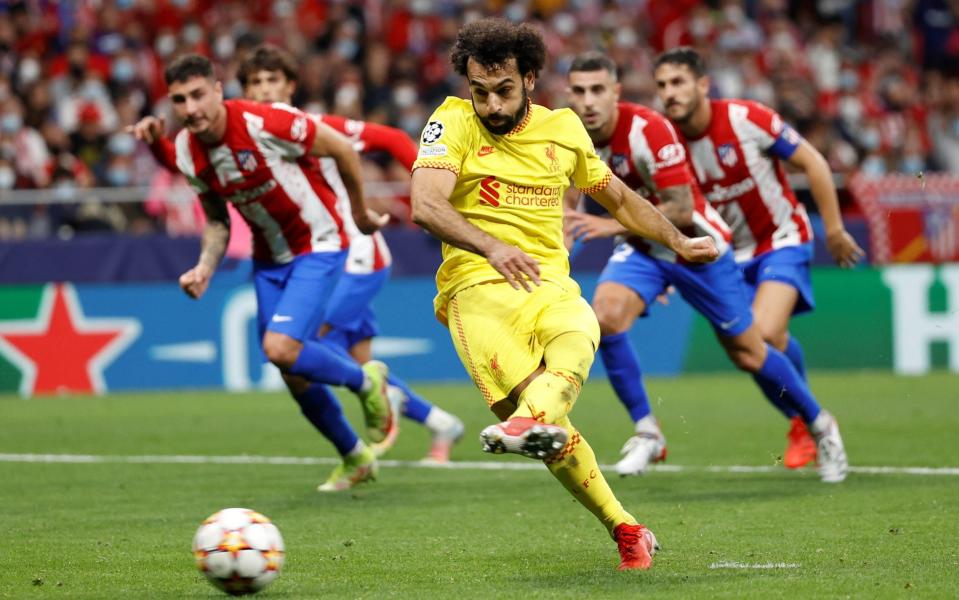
[590,176,717,263]
[309,121,386,234]
[128,116,177,172]
[411,167,541,291]
[321,115,418,171]
[180,194,230,300]
[786,140,864,267]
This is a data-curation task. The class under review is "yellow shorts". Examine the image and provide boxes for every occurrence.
[446,280,600,406]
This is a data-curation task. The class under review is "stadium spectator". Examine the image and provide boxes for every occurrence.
[0,1,952,239]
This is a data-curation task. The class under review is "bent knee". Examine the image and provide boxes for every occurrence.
[262,333,301,369]
[593,300,637,336]
[727,348,765,373]
[754,320,789,351]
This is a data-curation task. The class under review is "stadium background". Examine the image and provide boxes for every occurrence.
[1,0,958,395]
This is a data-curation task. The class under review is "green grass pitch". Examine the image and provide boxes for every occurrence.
[2,371,958,598]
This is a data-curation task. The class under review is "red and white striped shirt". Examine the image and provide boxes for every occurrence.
[683,99,811,262]
[597,102,731,262]
[315,114,401,274]
[174,99,348,264]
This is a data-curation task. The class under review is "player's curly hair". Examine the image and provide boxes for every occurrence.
[450,18,546,78]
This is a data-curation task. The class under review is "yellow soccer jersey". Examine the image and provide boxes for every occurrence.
[413,96,612,322]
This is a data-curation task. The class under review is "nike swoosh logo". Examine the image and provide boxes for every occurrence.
[272,315,293,322]
[719,317,740,330]
[477,146,495,156]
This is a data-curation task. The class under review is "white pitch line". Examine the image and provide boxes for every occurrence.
[709,562,801,570]
[0,453,958,476]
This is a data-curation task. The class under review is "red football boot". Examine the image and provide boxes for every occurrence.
[784,416,817,469]
[613,523,659,571]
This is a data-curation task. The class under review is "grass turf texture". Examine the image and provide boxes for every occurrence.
[2,371,957,598]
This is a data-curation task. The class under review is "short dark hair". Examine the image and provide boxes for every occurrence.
[568,51,618,79]
[237,44,298,86]
[450,18,546,78]
[164,53,214,86]
[654,47,707,78]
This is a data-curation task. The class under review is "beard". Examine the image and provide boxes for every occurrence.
[476,86,529,135]
[666,94,700,124]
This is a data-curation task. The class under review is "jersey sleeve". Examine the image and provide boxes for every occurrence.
[566,113,612,194]
[745,101,801,160]
[148,136,179,172]
[639,115,695,190]
[412,98,470,175]
[321,114,417,171]
[172,130,211,195]
[257,102,319,159]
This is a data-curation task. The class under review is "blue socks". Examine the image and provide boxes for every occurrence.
[783,336,807,378]
[752,344,820,423]
[292,384,359,456]
[387,374,432,423]
[599,332,652,422]
[288,338,365,391]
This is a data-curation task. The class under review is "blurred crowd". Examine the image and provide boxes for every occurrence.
[1,0,958,240]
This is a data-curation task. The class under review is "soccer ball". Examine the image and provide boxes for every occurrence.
[192,508,285,596]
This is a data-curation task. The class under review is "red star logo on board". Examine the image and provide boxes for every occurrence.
[0,283,140,396]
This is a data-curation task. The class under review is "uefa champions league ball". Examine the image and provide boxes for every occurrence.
[192,508,285,596]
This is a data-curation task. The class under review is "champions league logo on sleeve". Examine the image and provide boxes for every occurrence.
[717,143,738,168]
[421,121,445,144]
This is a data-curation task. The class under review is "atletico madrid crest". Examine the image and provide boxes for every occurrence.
[236,150,258,173]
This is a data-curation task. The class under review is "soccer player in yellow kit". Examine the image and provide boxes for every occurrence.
[410,19,718,571]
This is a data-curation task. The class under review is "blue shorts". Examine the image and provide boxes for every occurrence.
[739,244,815,315]
[322,266,391,349]
[598,243,753,337]
[253,251,347,343]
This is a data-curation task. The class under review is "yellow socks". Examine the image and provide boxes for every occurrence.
[512,332,594,423]
[545,416,636,535]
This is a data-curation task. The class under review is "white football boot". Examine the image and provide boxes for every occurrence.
[810,410,848,483]
[614,417,666,476]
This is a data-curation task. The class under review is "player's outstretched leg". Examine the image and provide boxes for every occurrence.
[546,416,659,570]
[600,332,667,475]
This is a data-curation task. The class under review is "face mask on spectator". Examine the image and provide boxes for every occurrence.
[0,114,22,134]
[106,167,132,187]
[860,154,886,177]
[156,34,177,57]
[552,13,576,37]
[0,166,15,189]
[393,85,417,109]
[183,24,203,45]
[108,133,136,156]
[860,127,880,150]
[53,180,77,201]
[334,39,358,60]
[18,58,41,86]
[111,59,136,83]
[223,79,243,99]
[214,35,235,60]
[840,69,859,91]
[901,155,925,174]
